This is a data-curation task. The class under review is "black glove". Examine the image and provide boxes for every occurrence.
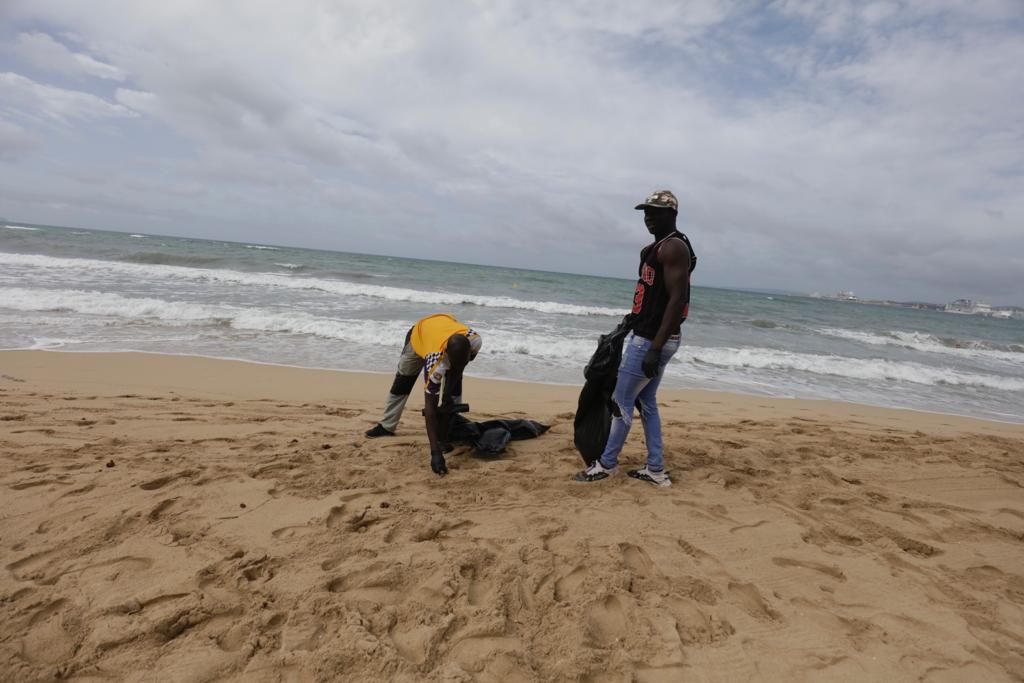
[430,449,448,476]
[641,347,662,379]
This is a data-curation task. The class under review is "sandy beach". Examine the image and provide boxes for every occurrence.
[2,350,1023,682]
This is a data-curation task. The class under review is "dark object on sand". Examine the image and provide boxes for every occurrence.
[574,314,635,465]
[448,414,549,455]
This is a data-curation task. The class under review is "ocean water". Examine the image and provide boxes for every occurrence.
[2,223,1023,423]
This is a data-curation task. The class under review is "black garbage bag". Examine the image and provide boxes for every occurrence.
[573,314,635,465]
[448,414,549,456]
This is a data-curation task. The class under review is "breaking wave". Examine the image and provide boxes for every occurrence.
[0,253,624,318]
[818,328,1024,362]
[119,252,225,267]
[0,287,599,357]
[4,286,1021,393]
[683,346,1024,392]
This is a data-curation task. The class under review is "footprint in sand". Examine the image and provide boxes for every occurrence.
[280,614,326,652]
[386,515,470,543]
[676,538,715,564]
[820,497,855,507]
[676,576,720,605]
[620,543,657,577]
[727,582,782,623]
[215,622,250,653]
[21,599,76,663]
[324,407,363,418]
[7,549,59,581]
[963,565,1004,584]
[325,505,346,529]
[28,598,68,628]
[449,636,523,672]
[238,555,276,583]
[271,525,313,540]
[139,469,197,491]
[891,535,941,558]
[326,563,404,605]
[667,596,735,646]
[346,507,388,533]
[249,462,291,478]
[390,622,438,666]
[920,661,1003,682]
[60,483,96,498]
[772,557,846,581]
[555,566,588,603]
[77,556,154,582]
[10,477,71,490]
[466,578,492,607]
[994,507,1024,522]
[147,498,179,522]
[320,556,344,571]
[139,476,177,491]
[337,487,385,503]
[460,564,493,607]
[586,595,628,646]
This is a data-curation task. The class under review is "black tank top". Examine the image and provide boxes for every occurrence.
[631,231,695,340]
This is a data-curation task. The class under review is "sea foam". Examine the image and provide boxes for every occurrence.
[0,253,624,318]
[5,285,1021,393]
[817,327,1024,363]
[682,346,1024,392]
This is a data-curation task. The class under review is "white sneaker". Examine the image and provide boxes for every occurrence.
[627,467,672,488]
[574,460,618,482]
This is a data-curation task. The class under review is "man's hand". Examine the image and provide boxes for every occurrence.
[430,449,448,476]
[642,347,661,378]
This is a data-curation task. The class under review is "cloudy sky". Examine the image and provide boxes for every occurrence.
[1,1,1022,304]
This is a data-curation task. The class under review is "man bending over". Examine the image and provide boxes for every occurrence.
[366,313,482,476]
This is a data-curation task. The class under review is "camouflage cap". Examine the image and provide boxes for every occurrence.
[635,189,678,212]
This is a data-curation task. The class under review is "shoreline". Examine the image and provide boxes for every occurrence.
[2,349,1023,680]
[3,349,1022,432]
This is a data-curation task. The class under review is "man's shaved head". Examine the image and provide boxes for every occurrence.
[446,333,471,370]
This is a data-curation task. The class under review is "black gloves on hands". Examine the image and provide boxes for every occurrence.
[641,347,662,379]
[430,449,448,476]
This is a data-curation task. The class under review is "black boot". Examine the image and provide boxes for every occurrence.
[365,424,395,438]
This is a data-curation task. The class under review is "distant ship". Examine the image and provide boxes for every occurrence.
[946,299,981,314]
[944,299,1009,317]
[836,291,858,301]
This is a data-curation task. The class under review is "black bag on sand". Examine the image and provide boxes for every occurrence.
[573,314,635,465]
[448,414,549,456]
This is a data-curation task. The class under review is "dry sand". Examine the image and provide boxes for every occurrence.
[1,350,1023,682]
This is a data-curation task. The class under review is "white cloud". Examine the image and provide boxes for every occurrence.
[11,31,125,81]
[0,72,136,121]
[113,88,156,115]
[0,1,1021,301]
[0,117,39,160]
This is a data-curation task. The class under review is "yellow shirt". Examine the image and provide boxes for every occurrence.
[409,314,470,357]
[409,314,482,395]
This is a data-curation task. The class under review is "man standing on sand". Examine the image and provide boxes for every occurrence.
[575,190,696,487]
[365,313,482,477]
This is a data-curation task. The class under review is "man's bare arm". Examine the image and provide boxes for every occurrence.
[650,239,690,350]
[423,392,448,475]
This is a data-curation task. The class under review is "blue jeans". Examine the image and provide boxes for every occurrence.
[598,333,680,472]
